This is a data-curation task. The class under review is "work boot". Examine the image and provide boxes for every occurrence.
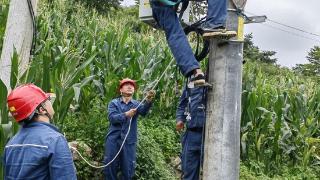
[201,23,237,39]
[201,23,226,33]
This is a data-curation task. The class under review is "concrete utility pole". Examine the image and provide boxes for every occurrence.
[203,0,246,179]
[0,0,38,89]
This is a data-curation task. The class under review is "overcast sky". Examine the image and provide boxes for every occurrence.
[122,0,320,68]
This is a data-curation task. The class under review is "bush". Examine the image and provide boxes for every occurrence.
[135,119,177,179]
[61,98,108,179]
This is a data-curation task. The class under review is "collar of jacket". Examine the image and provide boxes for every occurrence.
[119,97,133,104]
[23,121,61,133]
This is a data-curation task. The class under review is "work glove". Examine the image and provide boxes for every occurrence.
[146,90,156,102]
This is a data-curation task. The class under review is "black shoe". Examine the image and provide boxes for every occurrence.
[201,24,226,33]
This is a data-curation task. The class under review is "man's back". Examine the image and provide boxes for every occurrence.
[4,122,76,180]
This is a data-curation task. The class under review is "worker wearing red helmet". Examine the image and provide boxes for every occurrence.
[3,84,77,179]
[104,78,155,180]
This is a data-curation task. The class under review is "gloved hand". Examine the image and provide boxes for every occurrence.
[146,90,156,102]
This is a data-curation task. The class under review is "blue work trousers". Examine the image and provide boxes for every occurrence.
[104,139,136,180]
[206,0,228,28]
[151,4,200,77]
[181,130,204,180]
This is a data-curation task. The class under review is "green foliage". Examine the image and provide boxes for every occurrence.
[0,48,20,180]
[74,0,123,14]
[241,61,320,176]
[0,0,9,54]
[140,118,180,161]
[1,0,319,179]
[10,49,19,90]
[135,119,178,179]
[307,46,320,65]
[244,34,277,64]
[0,78,8,178]
[62,99,179,179]
[31,0,182,120]
[26,0,320,178]
[62,98,107,179]
[240,161,319,179]
[294,46,320,79]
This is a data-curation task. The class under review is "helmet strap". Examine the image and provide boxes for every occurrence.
[38,103,52,122]
[43,109,52,122]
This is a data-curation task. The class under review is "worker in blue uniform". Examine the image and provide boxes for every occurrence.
[4,84,77,179]
[104,78,156,180]
[176,84,207,180]
[151,0,228,86]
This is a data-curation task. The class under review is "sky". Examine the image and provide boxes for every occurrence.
[122,0,320,68]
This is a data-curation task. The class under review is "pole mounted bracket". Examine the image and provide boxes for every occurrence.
[244,15,267,24]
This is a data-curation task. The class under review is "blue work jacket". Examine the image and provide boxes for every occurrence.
[3,122,77,180]
[176,86,207,129]
[107,97,152,144]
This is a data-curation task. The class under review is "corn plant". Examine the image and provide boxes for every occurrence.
[0,0,9,54]
[0,50,20,179]
[241,62,320,175]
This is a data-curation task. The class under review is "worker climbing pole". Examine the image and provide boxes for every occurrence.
[140,0,242,179]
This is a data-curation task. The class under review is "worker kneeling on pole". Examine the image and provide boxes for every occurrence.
[104,78,155,180]
[176,83,207,180]
[4,84,77,179]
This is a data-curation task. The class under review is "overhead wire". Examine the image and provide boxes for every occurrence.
[260,23,320,44]
[244,11,320,44]
[245,11,320,38]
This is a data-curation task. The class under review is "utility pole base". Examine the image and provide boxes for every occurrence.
[203,31,237,39]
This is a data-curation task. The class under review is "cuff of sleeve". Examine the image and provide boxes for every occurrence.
[176,116,186,123]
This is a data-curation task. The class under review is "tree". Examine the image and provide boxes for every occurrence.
[293,46,320,77]
[244,34,277,64]
[307,46,320,66]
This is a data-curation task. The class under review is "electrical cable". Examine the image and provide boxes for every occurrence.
[260,23,320,44]
[27,0,37,55]
[245,11,320,38]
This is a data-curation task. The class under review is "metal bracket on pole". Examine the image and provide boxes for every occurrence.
[244,15,267,24]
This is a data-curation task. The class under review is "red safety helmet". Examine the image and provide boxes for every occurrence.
[119,78,137,91]
[7,84,50,122]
